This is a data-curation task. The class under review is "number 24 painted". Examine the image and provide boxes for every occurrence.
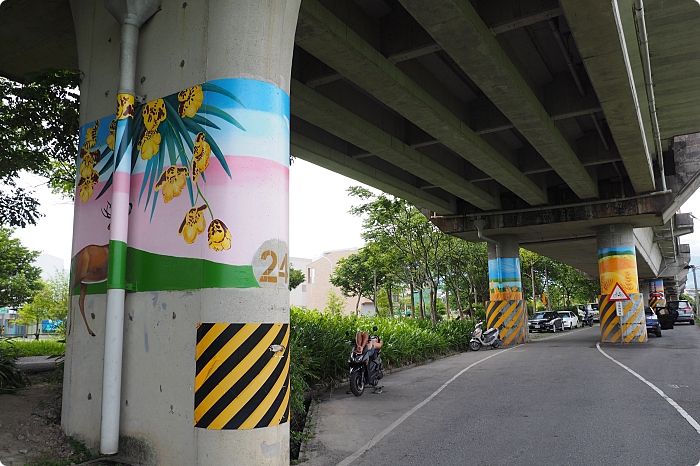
[260,250,288,284]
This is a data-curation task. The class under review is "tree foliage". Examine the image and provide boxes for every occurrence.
[289,265,305,291]
[0,228,42,307]
[17,270,69,338]
[0,70,80,227]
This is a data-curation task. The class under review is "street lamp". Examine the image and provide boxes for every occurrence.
[684,264,699,315]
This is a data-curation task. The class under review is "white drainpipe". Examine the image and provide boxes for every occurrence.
[634,0,667,191]
[101,0,160,456]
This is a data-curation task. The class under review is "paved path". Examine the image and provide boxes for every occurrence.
[302,324,700,466]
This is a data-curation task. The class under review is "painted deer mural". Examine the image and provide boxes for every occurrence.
[70,202,130,336]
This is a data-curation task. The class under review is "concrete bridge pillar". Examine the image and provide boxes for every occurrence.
[648,279,666,308]
[596,224,646,343]
[486,235,528,345]
[62,1,300,464]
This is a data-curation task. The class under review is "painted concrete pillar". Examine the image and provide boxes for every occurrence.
[486,235,528,345]
[596,224,646,343]
[648,279,666,308]
[63,1,300,464]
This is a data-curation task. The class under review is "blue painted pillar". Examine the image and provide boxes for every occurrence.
[486,235,528,345]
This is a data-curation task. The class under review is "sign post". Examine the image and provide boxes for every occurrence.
[609,283,630,342]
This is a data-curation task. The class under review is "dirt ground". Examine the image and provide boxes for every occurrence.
[0,369,91,466]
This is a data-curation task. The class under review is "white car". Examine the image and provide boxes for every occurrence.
[557,311,579,330]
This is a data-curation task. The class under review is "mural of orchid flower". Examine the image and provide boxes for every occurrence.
[155,166,189,203]
[138,129,162,160]
[83,120,99,150]
[142,99,166,131]
[178,85,204,118]
[178,204,207,244]
[78,168,100,203]
[191,132,211,182]
[207,219,232,251]
[106,119,117,151]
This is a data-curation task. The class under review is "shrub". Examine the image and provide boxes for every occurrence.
[0,338,30,393]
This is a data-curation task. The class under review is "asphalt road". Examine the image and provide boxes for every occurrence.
[303,323,700,466]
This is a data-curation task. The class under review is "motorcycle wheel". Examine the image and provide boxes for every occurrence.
[469,340,481,351]
[350,370,365,396]
[492,339,501,349]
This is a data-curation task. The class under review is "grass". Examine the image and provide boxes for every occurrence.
[0,339,65,357]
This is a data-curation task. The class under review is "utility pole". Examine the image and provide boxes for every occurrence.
[545,262,551,311]
[531,259,536,315]
[374,269,378,316]
[692,265,699,316]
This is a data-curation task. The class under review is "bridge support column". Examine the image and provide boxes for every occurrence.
[486,235,528,345]
[648,279,666,308]
[62,1,300,465]
[596,225,646,343]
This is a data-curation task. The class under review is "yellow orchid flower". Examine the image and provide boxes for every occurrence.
[138,129,162,160]
[207,219,232,251]
[106,119,117,151]
[84,120,100,150]
[78,168,100,203]
[177,85,204,118]
[191,132,211,182]
[178,205,207,244]
[155,166,189,203]
[142,98,166,131]
[79,151,98,178]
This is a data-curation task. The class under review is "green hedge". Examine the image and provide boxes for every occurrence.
[289,307,475,427]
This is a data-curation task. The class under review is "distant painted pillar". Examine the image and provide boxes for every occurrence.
[648,279,666,308]
[596,224,646,343]
[63,1,300,465]
[486,235,528,345]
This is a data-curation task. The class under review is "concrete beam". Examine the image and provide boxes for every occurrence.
[490,7,563,35]
[559,0,656,193]
[634,227,663,277]
[291,79,499,210]
[295,0,548,205]
[399,0,598,200]
[291,132,457,214]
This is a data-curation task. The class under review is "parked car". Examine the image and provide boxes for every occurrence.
[667,300,695,325]
[557,310,579,330]
[528,311,564,333]
[644,307,662,337]
[655,306,677,330]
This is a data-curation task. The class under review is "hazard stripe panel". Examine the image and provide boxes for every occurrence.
[194,323,289,430]
[648,297,666,309]
[599,294,646,343]
[486,300,528,345]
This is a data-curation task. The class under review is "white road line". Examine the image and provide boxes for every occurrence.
[596,342,700,436]
[334,347,515,466]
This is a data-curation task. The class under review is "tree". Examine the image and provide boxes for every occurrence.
[289,265,305,291]
[324,289,345,315]
[17,270,69,339]
[0,228,42,307]
[330,248,381,315]
[0,70,79,227]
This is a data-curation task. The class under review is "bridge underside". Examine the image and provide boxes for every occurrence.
[2,0,699,288]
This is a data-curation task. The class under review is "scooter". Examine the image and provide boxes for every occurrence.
[469,322,501,351]
[347,326,384,396]
[582,314,593,327]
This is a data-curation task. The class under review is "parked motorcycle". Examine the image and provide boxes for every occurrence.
[347,326,385,396]
[582,314,594,327]
[469,322,501,351]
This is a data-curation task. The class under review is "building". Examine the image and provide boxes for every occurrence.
[289,257,311,308]
[305,248,373,316]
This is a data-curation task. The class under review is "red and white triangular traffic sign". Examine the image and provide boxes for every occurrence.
[608,282,630,301]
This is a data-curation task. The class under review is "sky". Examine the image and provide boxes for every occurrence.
[11,160,700,277]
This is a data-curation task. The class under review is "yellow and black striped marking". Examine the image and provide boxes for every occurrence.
[194,323,289,430]
[486,300,528,346]
[600,294,646,343]
[648,297,666,309]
